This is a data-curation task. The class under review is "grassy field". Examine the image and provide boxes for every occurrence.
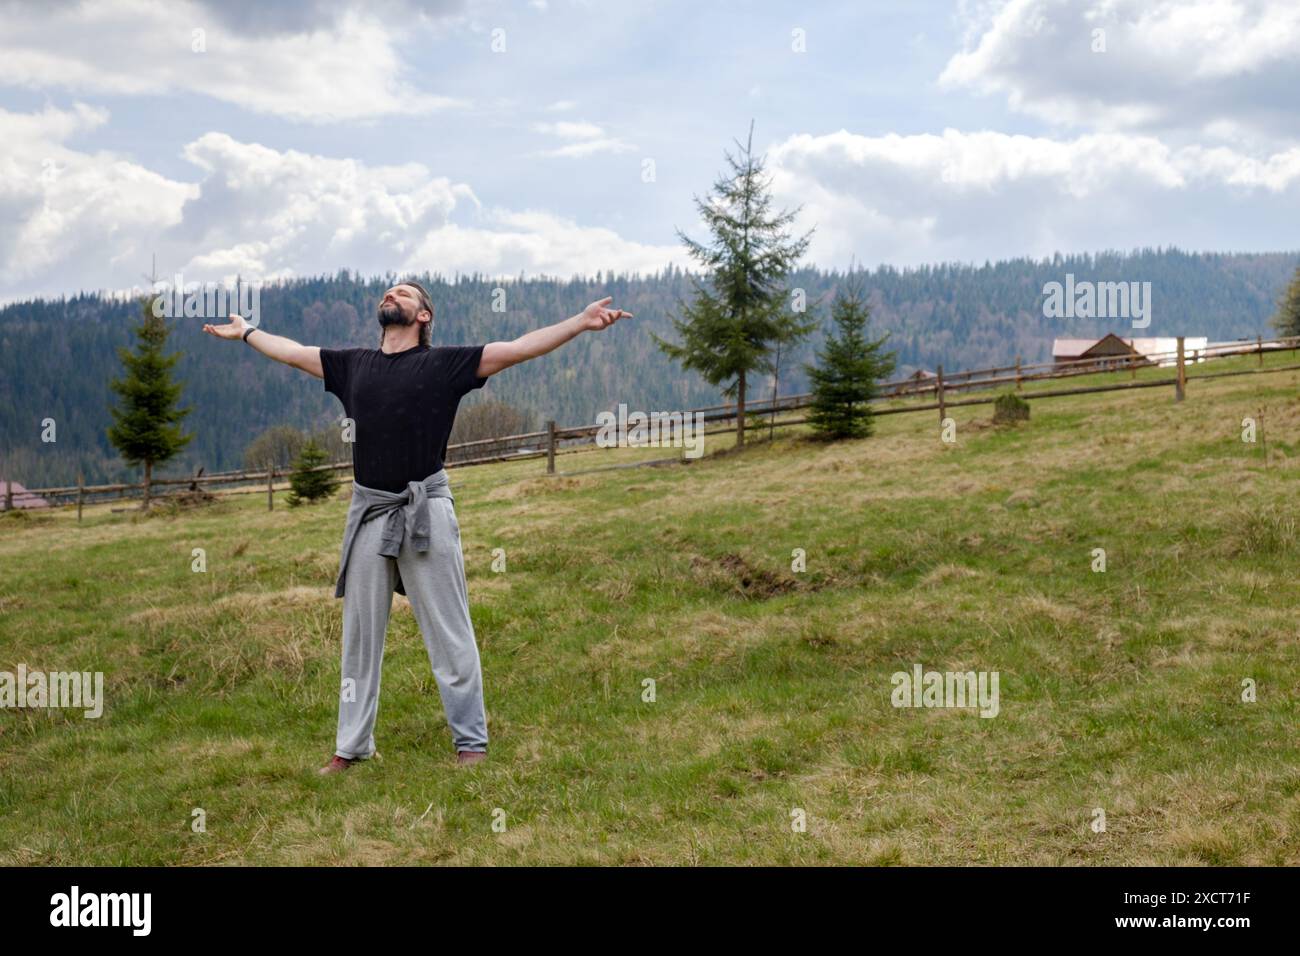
[3,351,1300,865]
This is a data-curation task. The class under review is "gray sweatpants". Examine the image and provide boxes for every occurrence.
[335,493,488,758]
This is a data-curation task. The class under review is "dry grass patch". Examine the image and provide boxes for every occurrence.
[484,474,599,502]
[919,563,984,588]
[213,584,331,613]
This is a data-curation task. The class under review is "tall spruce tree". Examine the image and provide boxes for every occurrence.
[107,293,192,509]
[1270,264,1300,337]
[654,122,814,447]
[805,276,896,441]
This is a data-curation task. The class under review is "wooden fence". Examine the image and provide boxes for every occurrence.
[9,334,1300,514]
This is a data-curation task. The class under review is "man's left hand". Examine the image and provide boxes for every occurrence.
[579,296,634,331]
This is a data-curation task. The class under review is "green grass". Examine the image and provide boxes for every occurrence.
[3,351,1300,865]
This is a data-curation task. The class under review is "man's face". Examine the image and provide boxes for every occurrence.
[377,284,428,330]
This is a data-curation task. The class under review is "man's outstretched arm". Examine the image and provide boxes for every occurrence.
[203,314,323,378]
[477,296,633,378]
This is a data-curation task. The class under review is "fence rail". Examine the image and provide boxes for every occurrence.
[9,334,1300,514]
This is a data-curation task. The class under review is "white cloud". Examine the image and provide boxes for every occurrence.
[940,0,1300,140]
[172,132,478,278]
[408,208,679,278]
[0,106,676,298]
[0,0,464,122]
[531,120,637,158]
[532,121,605,139]
[0,103,197,291]
[765,127,1300,266]
[540,139,638,158]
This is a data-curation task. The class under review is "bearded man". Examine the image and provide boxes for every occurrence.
[204,282,632,772]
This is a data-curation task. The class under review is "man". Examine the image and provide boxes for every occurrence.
[203,282,632,772]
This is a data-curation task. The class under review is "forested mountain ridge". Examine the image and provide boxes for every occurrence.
[2,248,1295,487]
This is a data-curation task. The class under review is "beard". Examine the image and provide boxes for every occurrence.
[377,301,412,329]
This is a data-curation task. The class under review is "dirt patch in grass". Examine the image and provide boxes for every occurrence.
[690,552,801,599]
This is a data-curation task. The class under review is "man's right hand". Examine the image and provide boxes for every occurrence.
[203,313,249,341]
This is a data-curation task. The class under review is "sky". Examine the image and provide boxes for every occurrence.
[2,0,1299,302]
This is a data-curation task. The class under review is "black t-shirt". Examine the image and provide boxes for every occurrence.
[320,343,488,492]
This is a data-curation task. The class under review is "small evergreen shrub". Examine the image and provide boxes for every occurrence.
[286,439,338,506]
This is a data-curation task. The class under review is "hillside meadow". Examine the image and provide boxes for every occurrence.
[2,351,1299,865]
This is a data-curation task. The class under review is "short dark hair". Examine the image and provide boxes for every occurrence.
[379,279,435,348]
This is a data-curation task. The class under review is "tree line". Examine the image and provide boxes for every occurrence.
[2,124,1297,490]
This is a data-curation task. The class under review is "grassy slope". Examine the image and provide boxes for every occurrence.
[2,352,1300,865]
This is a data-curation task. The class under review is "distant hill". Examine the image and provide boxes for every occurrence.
[1,248,1296,486]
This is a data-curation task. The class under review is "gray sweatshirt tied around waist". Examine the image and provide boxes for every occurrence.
[333,470,454,599]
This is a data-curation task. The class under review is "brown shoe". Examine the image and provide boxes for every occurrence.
[456,750,486,766]
[318,755,356,775]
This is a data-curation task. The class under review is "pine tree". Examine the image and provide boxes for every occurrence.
[107,294,192,510]
[654,121,814,447]
[286,439,337,507]
[805,276,896,441]
[1270,265,1300,336]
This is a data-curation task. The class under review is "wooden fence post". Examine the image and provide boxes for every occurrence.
[77,471,84,523]
[267,461,274,511]
[1258,334,1263,368]
[1175,336,1186,403]
[1014,355,1022,391]
[546,420,556,475]
[936,364,947,424]
[3,480,12,512]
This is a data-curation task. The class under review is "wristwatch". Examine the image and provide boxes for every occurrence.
[242,326,258,343]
